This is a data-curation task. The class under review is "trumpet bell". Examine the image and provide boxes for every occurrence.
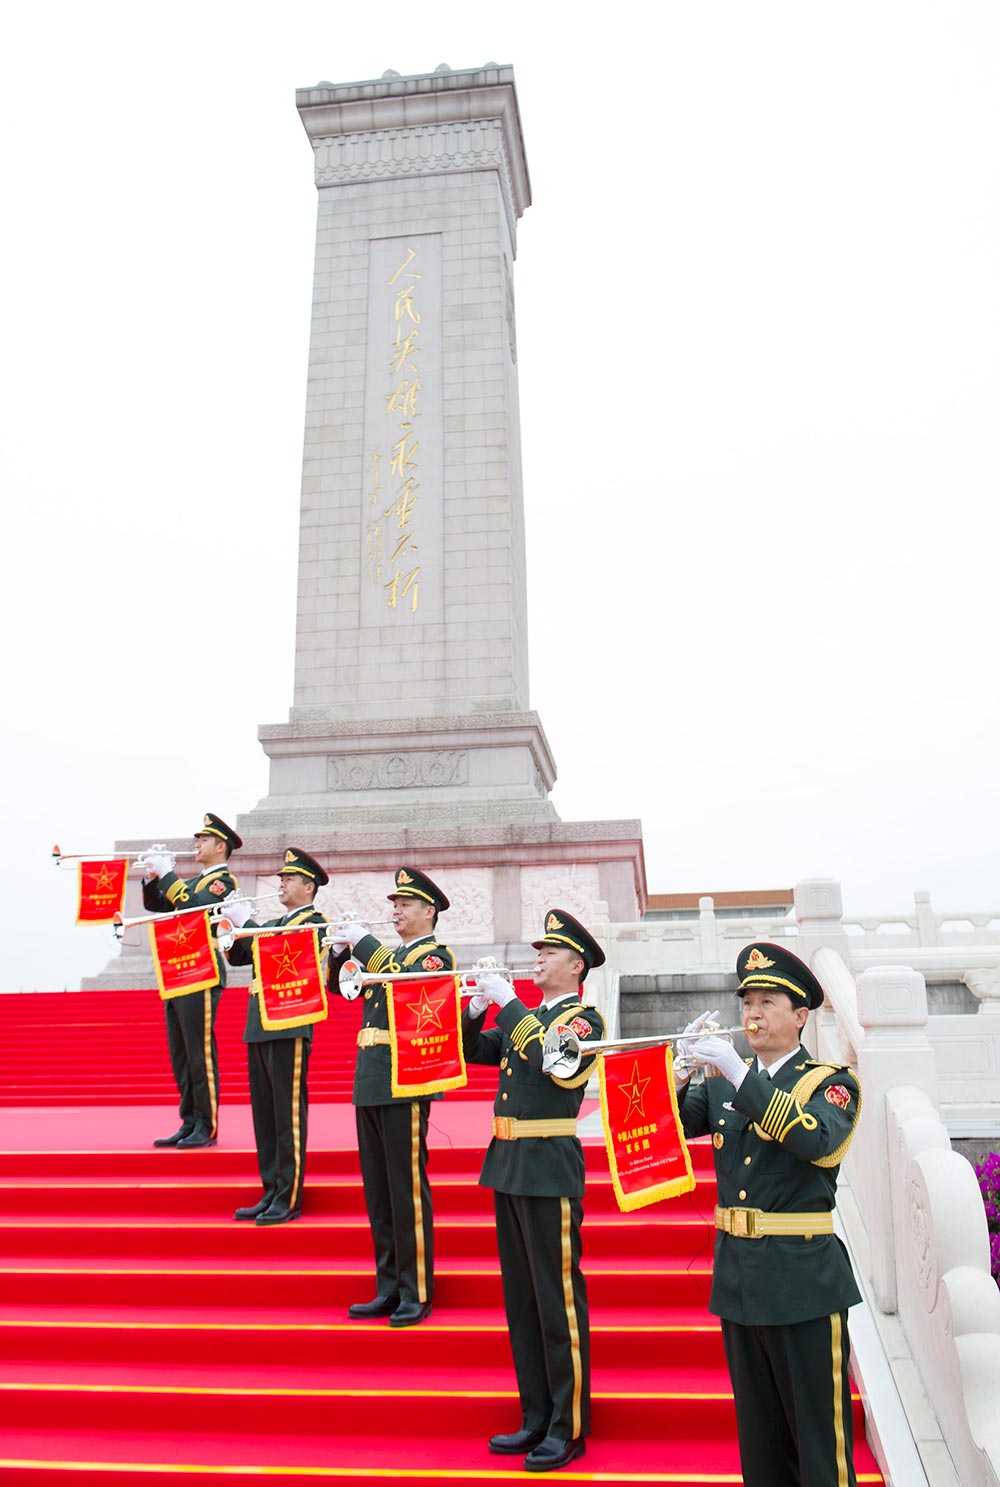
[542,1023,582,1078]
[338,959,364,1000]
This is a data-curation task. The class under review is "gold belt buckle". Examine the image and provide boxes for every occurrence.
[730,1207,762,1238]
[493,1116,515,1140]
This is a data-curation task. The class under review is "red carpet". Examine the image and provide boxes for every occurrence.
[0,989,883,1484]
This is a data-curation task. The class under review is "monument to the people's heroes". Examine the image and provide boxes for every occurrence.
[103,64,645,987]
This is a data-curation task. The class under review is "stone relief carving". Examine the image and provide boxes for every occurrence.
[328,751,468,792]
[437,869,495,943]
[907,1171,935,1306]
[520,865,601,932]
[313,874,397,927]
[313,122,518,247]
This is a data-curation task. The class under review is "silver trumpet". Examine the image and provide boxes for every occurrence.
[53,843,189,872]
[112,892,280,943]
[541,1021,753,1079]
[337,955,537,1002]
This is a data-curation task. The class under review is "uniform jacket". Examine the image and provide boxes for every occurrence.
[678,1046,863,1326]
[462,994,606,1198]
[349,932,457,1107]
[142,865,238,989]
[226,906,328,1044]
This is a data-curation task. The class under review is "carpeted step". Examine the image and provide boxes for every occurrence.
[0,1264,717,1314]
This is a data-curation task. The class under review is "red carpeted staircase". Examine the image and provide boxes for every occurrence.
[0,989,884,1484]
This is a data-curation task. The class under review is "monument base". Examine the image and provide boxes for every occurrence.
[85,821,647,1012]
[239,711,560,832]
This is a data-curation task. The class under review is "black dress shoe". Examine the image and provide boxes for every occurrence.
[524,1436,586,1472]
[234,1198,272,1221]
[255,1205,301,1226]
[347,1294,399,1320]
[388,1299,433,1328]
[176,1128,217,1148]
[488,1427,547,1455]
[153,1126,194,1148]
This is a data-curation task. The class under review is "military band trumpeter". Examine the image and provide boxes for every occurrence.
[224,847,330,1225]
[141,812,242,1148]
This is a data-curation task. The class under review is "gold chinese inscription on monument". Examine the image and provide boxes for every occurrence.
[363,244,424,613]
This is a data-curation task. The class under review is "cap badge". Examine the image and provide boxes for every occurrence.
[546,913,564,933]
[284,849,296,865]
[745,948,776,971]
[203,814,212,828]
[397,869,414,885]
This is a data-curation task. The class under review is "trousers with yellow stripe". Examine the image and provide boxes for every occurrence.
[495,1190,590,1441]
[722,1311,856,1487]
[248,1038,310,1214]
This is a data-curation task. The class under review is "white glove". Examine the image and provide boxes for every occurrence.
[143,852,173,880]
[325,936,351,954]
[223,898,253,928]
[467,993,490,1016]
[685,1034,748,1088]
[672,1010,719,1085]
[477,971,515,1008]
[336,921,368,948]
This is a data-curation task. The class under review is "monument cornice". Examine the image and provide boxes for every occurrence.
[258,709,557,793]
[296,64,531,225]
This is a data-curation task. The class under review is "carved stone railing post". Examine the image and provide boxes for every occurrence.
[854,965,937,1313]
[914,890,938,947]
[698,896,718,966]
[794,878,851,963]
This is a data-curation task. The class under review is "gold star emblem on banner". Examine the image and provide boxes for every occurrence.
[407,994,446,1033]
[619,1060,651,1124]
[91,865,116,891]
[273,945,303,980]
[165,919,198,951]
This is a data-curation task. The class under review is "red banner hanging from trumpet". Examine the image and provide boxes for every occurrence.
[252,928,328,1031]
[387,974,467,1097]
[75,858,129,925]
[149,911,219,1000]
[598,1044,695,1212]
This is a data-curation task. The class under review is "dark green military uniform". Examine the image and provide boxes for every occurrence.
[463,990,605,1443]
[227,902,327,1218]
[350,927,456,1308]
[678,940,863,1487]
[143,859,237,1141]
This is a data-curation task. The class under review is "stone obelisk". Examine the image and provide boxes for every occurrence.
[95,65,644,987]
[244,64,552,831]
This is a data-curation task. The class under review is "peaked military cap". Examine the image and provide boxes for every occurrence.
[279,846,329,887]
[194,813,243,851]
[736,941,824,1010]
[531,908,606,970]
[387,867,450,912]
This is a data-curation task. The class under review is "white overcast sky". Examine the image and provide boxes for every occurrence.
[2,2,998,988]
